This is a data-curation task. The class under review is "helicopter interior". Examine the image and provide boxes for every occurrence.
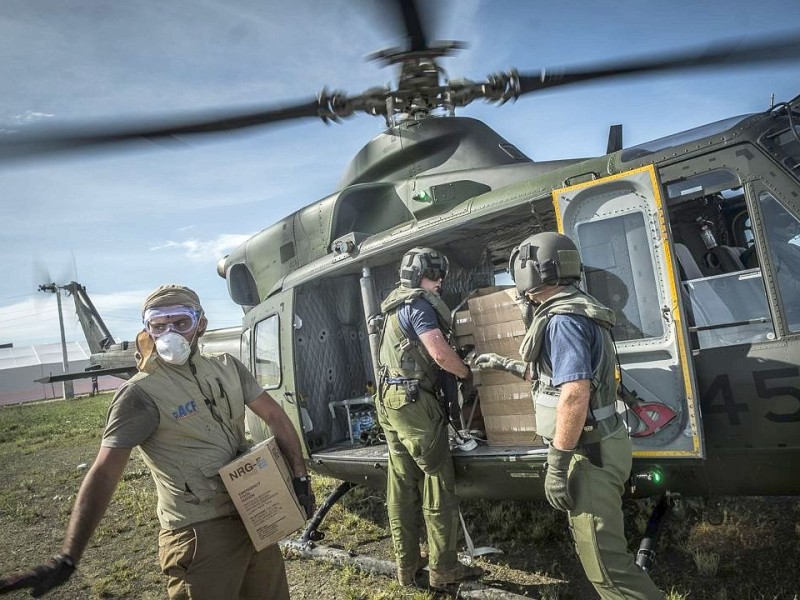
[662,167,800,350]
[250,201,554,459]
[664,169,775,350]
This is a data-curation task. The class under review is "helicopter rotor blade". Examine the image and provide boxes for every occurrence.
[396,0,429,52]
[0,97,331,162]
[510,31,800,98]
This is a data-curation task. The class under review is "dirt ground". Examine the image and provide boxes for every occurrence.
[2,397,800,599]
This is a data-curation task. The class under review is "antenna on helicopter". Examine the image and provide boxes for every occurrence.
[607,124,623,154]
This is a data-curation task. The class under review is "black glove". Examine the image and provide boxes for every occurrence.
[292,475,316,520]
[473,353,527,379]
[544,447,575,512]
[0,554,75,597]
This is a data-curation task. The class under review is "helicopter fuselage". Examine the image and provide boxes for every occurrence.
[222,107,800,500]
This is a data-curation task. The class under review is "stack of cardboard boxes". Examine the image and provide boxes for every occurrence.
[453,287,544,447]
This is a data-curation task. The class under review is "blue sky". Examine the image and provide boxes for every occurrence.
[1,0,799,348]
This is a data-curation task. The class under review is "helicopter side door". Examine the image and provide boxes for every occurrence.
[553,164,704,459]
[241,288,307,455]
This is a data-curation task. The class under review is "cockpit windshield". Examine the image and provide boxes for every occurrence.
[621,115,753,163]
[761,120,800,181]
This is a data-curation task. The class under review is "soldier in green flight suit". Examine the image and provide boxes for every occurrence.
[377,247,483,590]
[475,232,665,600]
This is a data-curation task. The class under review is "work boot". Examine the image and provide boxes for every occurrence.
[397,554,428,587]
[428,562,484,589]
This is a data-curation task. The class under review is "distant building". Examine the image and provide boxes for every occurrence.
[0,341,121,406]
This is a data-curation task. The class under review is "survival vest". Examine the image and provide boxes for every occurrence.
[123,352,249,530]
[518,284,621,443]
[378,285,452,392]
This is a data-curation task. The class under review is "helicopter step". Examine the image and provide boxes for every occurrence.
[281,538,539,599]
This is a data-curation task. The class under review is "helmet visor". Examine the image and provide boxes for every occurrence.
[143,306,199,338]
[421,266,447,281]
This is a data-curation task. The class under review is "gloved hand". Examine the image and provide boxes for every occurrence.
[0,554,76,597]
[473,353,527,379]
[292,475,316,519]
[544,446,575,512]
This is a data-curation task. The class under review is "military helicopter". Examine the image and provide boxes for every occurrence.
[4,0,800,568]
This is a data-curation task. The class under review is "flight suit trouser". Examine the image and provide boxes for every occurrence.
[158,515,290,600]
[567,427,665,600]
[377,386,460,573]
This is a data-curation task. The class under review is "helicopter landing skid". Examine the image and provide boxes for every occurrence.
[281,538,539,599]
[635,494,674,572]
[300,480,358,545]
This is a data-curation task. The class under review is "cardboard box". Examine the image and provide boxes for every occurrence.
[475,366,525,387]
[453,309,474,338]
[461,287,544,447]
[219,437,305,551]
[485,428,544,447]
[478,382,544,447]
[479,382,533,415]
[468,287,526,326]
[452,309,476,351]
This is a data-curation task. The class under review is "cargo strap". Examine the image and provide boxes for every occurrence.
[535,391,617,420]
[458,510,502,562]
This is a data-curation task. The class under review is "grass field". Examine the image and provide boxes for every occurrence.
[1,394,799,599]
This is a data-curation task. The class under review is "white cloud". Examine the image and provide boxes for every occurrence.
[12,110,54,124]
[0,111,55,133]
[150,233,254,263]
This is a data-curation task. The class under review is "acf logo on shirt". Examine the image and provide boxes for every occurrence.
[172,400,198,420]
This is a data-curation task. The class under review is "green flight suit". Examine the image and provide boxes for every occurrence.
[376,285,460,575]
[521,285,665,600]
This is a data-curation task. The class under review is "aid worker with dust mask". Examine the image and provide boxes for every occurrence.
[0,284,315,600]
[474,233,665,600]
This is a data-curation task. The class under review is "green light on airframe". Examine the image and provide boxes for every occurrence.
[413,190,432,203]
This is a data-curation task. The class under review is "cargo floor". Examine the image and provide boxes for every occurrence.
[312,441,548,462]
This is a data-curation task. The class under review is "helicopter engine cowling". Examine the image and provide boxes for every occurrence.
[340,116,531,187]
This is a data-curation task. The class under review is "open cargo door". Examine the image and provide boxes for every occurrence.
[553,165,704,459]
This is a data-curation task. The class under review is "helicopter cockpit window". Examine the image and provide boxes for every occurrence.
[665,169,774,349]
[757,192,800,333]
[254,315,281,389]
[621,115,751,163]
[761,125,800,181]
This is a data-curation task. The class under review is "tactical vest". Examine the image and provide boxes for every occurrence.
[518,285,620,443]
[378,285,452,391]
[123,352,249,530]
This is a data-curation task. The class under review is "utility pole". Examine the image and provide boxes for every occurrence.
[38,283,74,400]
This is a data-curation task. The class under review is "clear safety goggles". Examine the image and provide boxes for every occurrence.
[143,306,200,338]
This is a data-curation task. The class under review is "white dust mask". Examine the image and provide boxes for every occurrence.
[155,331,192,365]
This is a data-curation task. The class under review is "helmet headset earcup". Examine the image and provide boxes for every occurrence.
[399,247,449,287]
[510,232,582,296]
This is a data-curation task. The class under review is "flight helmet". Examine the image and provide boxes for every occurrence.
[399,247,449,288]
[509,232,582,295]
